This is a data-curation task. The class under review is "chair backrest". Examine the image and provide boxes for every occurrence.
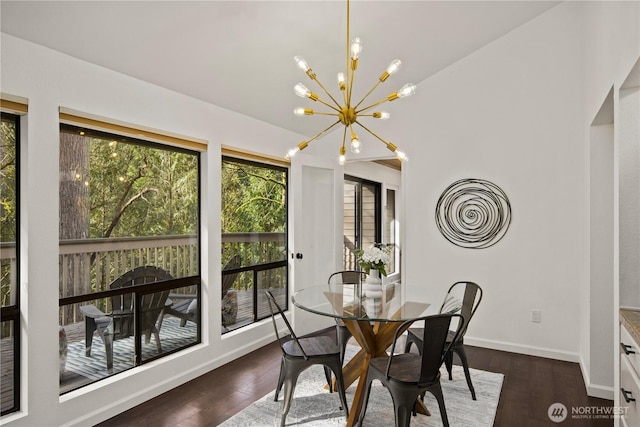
[221,254,242,298]
[265,290,308,359]
[327,270,365,285]
[386,313,464,385]
[109,266,173,338]
[438,281,482,339]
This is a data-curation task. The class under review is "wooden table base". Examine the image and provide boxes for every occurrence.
[333,318,430,426]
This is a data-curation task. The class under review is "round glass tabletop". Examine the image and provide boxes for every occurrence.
[292,282,432,322]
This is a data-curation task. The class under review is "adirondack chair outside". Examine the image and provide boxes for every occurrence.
[159,254,242,328]
[79,266,173,371]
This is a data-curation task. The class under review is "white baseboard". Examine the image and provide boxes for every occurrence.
[466,337,614,400]
[465,336,581,362]
[578,354,615,400]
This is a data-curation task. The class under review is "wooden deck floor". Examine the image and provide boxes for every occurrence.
[1,286,285,409]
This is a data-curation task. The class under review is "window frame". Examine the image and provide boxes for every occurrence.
[0,111,21,416]
[344,174,382,255]
[57,120,202,393]
[220,154,289,333]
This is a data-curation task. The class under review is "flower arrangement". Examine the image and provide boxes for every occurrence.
[354,243,391,277]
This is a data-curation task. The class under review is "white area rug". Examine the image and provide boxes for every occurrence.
[221,346,503,426]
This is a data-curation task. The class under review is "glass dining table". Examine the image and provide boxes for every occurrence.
[292,281,434,427]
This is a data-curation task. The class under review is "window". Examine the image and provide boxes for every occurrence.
[58,123,201,393]
[343,176,381,270]
[221,156,288,333]
[1,112,20,415]
[385,188,398,275]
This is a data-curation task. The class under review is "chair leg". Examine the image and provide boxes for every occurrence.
[152,327,163,353]
[327,360,349,417]
[280,361,303,427]
[444,350,453,380]
[85,318,97,357]
[404,333,423,355]
[323,366,333,393]
[427,381,450,427]
[103,333,114,372]
[385,384,419,427]
[358,372,375,426]
[274,358,285,401]
[455,346,476,400]
[403,333,413,353]
[337,325,351,364]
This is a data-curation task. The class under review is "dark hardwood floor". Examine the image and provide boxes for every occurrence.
[97,329,613,427]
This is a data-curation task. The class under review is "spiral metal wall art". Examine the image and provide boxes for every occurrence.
[435,178,512,249]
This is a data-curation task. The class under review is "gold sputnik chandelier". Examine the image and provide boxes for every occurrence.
[285,0,415,164]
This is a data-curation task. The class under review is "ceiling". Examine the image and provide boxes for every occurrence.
[1,1,559,142]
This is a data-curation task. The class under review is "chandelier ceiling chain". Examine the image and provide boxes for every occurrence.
[285,0,415,164]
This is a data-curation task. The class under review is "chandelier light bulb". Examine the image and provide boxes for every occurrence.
[395,150,408,161]
[350,37,363,60]
[373,111,390,120]
[397,83,417,98]
[293,107,307,116]
[386,59,401,76]
[294,56,310,72]
[337,72,346,90]
[294,83,311,98]
[339,146,346,165]
[350,135,362,154]
[285,147,300,160]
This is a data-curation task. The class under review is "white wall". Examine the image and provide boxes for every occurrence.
[0,34,305,427]
[581,0,640,403]
[398,1,585,361]
[391,0,639,400]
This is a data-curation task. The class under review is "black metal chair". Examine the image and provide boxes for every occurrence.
[358,313,464,427]
[404,281,483,400]
[327,270,366,363]
[265,290,349,427]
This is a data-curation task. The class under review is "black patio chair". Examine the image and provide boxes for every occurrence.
[159,254,241,329]
[358,313,464,427]
[404,281,483,400]
[265,290,349,427]
[79,266,172,371]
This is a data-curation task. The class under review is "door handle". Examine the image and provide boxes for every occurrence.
[621,388,636,403]
[621,342,636,355]
[295,253,303,260]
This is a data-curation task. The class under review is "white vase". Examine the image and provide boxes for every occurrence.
[362,270,382,317]
[363,270,383,296]
[364,270,383,317]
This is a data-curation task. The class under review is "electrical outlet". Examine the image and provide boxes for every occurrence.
[532,310,541,323]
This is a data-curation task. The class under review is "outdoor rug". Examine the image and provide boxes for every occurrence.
[220,345,503,426]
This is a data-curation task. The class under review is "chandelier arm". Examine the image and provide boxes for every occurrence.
[354,80,383,110]
[354,120,392,145]
[311,77,343,108]
[346,0,351,102]
[356,96,390,114]
[312,96,341,112]
[312,111,340,117]
[306,120,343,144]
[347,67,357,106]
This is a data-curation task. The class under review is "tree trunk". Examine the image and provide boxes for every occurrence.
[59,132,90,239]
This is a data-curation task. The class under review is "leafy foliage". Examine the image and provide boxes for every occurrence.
[58,130,199,239]
[221,159,286,233]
